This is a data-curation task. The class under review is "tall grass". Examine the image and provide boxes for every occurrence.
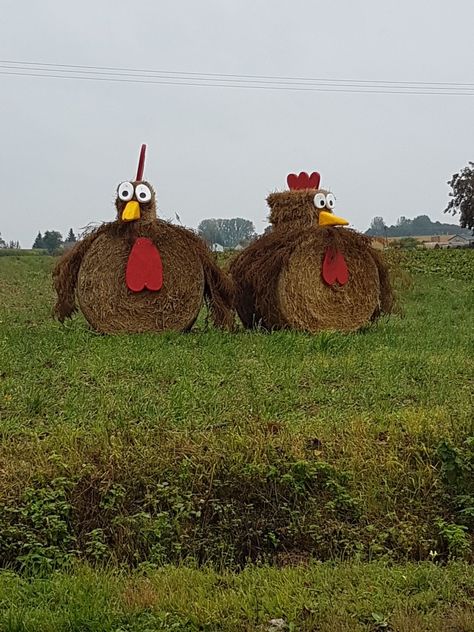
[0,251,473,629]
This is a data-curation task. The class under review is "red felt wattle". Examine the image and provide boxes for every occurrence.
[322,247,349,286]
[287,171,321,190]
[126,237,163,292]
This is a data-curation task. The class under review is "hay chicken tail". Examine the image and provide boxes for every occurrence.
[371,249,395,316]
[201,255,235,330]
[52,236,96,322]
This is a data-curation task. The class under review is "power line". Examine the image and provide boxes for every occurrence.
[2,59,473,88]
[2,60,473,93]
[0,60,473,95]
[1,64,473,93]
[4,64,438,89]
[4,70,474,95]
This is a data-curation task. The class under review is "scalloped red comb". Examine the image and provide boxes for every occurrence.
[136,144,147,181]
[287,172,321,190]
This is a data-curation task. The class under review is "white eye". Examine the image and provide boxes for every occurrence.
[314,192,326,209]
[135,183,152,203]
[118,182,134,201]
[325,193,336,209]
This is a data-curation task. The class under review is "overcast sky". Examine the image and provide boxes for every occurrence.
[1,0,473,247]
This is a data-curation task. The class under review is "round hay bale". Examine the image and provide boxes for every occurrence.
[77,223,204,334]
[231,227,393,332]
[277,233,380,331]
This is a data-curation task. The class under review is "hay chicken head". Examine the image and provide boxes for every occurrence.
[115,145,157,224]
[116,180,156,222]
[267,171,348,233]
[230,171,394,332]
[52,145,234,334]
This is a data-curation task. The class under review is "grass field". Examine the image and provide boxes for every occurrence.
[0,249,473,630]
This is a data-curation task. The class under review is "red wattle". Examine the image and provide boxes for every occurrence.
[126,237,163,292]
[322,247,349,286]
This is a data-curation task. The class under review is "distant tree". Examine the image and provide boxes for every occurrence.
[395,216,413,236]
[7,240,20,249]
[0,233,6,248]
[411,215,433,233]
[365,213,470,238]
[198,219,221,247]
[65,228,77,243]
[42,230,63,254]
[366,216,387,236]
[387,215,434,237]
[445,162,474,230]
[198,218,256,249]
[219,218,256,248]
[32,231,45,249]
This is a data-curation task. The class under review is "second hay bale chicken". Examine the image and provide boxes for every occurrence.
[53,146,234,333]
[230,171,393,332]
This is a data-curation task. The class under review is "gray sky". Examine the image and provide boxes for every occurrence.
[1,0,473,247]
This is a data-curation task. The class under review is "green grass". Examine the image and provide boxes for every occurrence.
[0,250,473,630]
[385,247,474,282]
[0,248,46,257]
[0,561,473,631]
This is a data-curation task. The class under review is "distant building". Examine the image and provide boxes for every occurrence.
[211,243,224,252]
[371,234,473,250]
[421,235,472,249]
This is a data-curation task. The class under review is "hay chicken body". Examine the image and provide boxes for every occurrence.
[53,146,234,334]
[230,171,393,332]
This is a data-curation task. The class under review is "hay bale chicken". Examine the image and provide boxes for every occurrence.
[53,145,234,334]
[230,171,393,332]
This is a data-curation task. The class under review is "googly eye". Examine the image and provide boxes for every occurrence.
[118,182,134,201]
[135,183,152,203]
[325,193,336,209]
[313,192,326,209]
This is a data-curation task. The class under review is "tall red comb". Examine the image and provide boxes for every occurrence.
[287,172,321,190]
[136,144,147,181]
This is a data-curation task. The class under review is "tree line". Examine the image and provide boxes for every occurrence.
[365,214,472,237]
[27,219,257,254]
[197,218,256,249]
[2,161,473,251]
[32,229,77,254]
[3,219,257,255]
[0,235,21,249]
[31,219,258,253]
[367,162,474,237]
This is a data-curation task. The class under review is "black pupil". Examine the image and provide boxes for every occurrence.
[140,192,146,199]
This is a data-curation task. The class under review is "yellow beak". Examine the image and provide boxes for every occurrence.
[318,210,349,227]
[122,201,141,222]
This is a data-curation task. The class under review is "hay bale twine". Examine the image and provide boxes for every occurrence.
[77,225,204,334]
